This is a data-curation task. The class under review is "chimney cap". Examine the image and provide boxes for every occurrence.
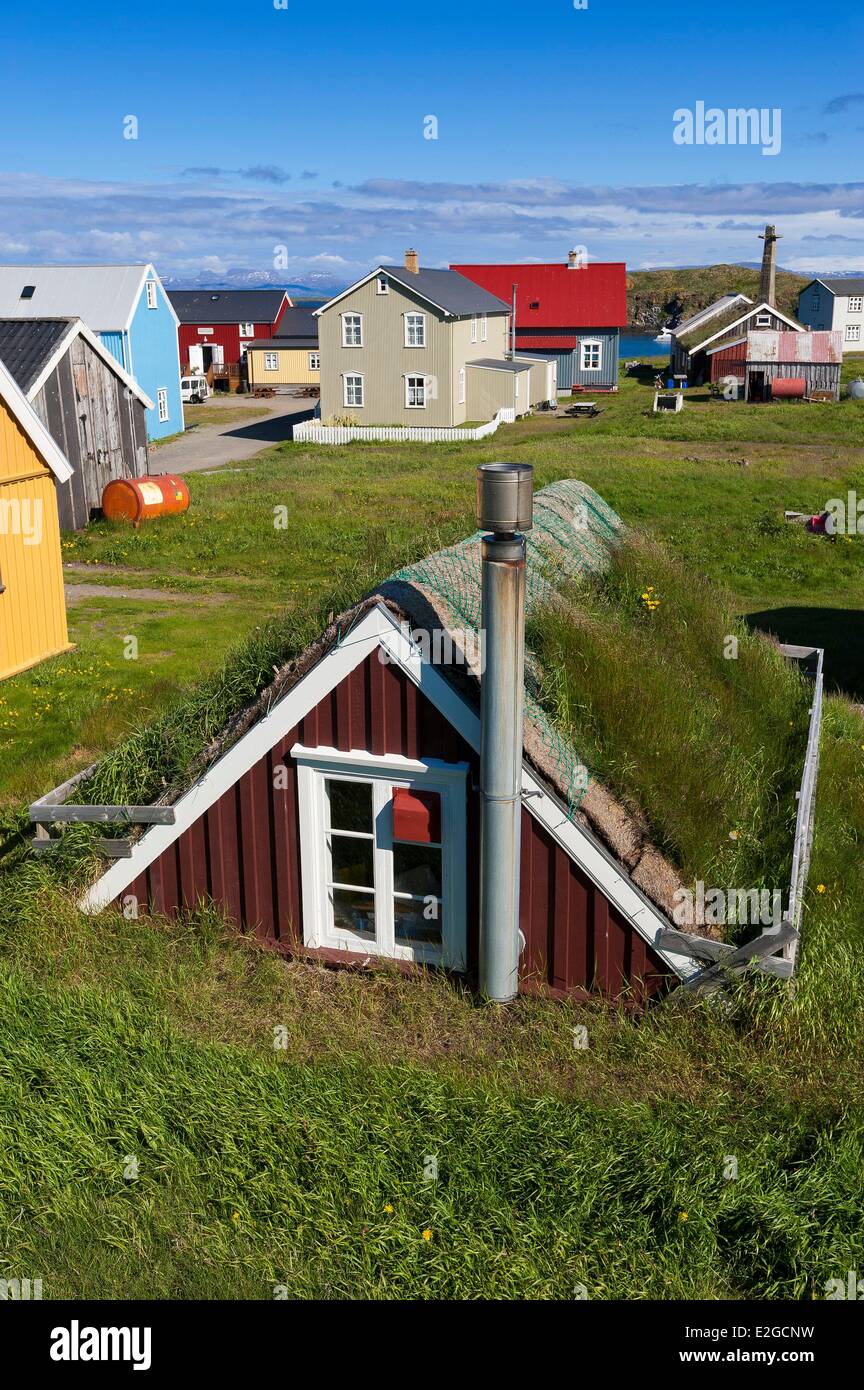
[476,462,534,535]
[404,247,420,273]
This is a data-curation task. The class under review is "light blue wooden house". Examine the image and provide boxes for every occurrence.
[0,263,183,441]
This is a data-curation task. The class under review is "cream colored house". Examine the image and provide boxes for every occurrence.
[316,251,555,426]
[246,307,320,388]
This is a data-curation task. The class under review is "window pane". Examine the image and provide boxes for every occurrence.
[394,842,442,898]
[331,888,376,941]
[327,779,372,832]
[395,896,442,947]
[330,833,373,889]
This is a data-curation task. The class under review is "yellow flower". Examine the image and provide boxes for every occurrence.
[729,830,739,841]
[231,1211,240,1222]
[679,1212,688,1221]
[816,884,826,894]
[383,1203,394,1213]
[422,1228,432,1241]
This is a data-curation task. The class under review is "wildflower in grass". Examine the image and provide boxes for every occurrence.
[383,1203,394,1213]
[816,884,826,894]
[679,1212,688,1222]
[231,1211,240,1222]
[728,830,739,841]
[422,1228,432,1241]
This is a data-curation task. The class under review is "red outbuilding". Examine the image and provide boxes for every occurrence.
[169,288,292,390]
[451,253,628,392]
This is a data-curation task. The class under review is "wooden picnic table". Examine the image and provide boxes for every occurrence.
[565,401,602,418]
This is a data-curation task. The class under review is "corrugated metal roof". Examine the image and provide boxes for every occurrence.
[810,277,864,297]
[168,288,289,324]
[746,330,844,363]
[0,265,153,331]
[466,357,531,373]
[517,334,578,349]
[452,261,628,329]
[379,266,511,316]
[0,317,74,394]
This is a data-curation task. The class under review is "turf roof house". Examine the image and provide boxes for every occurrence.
[0,264,183,441]
[79,480,710,1002]
[452,253,628,392]
[168,289,292,389]
[0,317,152,530]
[315,250,554,427]
[796,277,864,351]
[671,298,803,385]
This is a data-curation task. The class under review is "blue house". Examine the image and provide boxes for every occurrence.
[0,264,183,441]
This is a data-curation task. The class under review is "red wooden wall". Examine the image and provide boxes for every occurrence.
[178,320,279,371]
[121,654,673,1001]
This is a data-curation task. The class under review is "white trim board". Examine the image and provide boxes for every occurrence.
[0,355,74,482]
[315,266,508,321]
[686,302,803,354]
[77,602,699,980]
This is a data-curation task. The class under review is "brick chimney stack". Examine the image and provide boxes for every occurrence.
[404,248,420,274]
[758,224,782,307]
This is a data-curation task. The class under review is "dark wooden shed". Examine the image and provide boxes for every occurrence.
[0,317,151,530]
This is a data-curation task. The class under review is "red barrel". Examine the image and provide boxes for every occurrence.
[102,474,190,526]
[770,378,806,400]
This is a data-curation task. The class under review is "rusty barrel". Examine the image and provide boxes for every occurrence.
[102,475,190,525]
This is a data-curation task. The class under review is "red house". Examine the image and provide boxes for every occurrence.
[451,252,628,392]
[77,479,714,1005]
[169,289,292,390]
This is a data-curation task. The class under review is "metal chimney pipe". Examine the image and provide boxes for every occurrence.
[476,462,533,1003]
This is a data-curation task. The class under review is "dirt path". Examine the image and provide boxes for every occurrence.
[151,395,317,474]
[64,583,230,606]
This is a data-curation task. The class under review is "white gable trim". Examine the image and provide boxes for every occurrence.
[688,302,803,354]
[0,356,74,482]
[126,265,180,331]
[315,267,452,318]
[705,336,748,356]
[25,318,154,409]
[77,602,698,980]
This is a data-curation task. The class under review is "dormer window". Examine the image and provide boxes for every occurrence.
[755,312,771,327]
[20,285,35,300]
[377,275,389,295]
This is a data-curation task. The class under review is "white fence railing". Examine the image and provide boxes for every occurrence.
[292,407,517,446]
[779,644,825,974]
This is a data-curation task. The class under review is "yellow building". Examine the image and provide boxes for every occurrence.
[0,358,74,680]
[245,308,320,388]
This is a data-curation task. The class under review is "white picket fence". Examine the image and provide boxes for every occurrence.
[292,407,517,446]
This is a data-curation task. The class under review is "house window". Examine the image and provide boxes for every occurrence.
[849,297,863,314]
[157,388,169,422]
[458,367,466,404]
[145,280,158,309]
[239,322,254,338]
[580,340,602,371]
[404,312,426,348]
[264,352,279,370]
[481,314,488,342]
[470,316,478,344]
[343,374,364,408]
[846,324,862,342]
[812,292,821,312]
[342,313,363,347]
[377,275,389,295]
[406,374,427,408]
[755,313,772,327]
[292,746,468,968]
[309,352,320,370]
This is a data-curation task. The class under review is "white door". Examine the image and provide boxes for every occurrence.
[212,344,224,366]
[188,344,204,373]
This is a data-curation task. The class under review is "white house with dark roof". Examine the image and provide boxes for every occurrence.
[796,278,864,352]
[315,250,553,426]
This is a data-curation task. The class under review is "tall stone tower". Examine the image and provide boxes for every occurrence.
[758,225,782,307]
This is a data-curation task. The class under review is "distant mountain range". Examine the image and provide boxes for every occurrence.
[160,268,346,300]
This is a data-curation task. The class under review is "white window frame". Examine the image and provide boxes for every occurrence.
[309,352,320,371]
[481,314,488,342]
[458,366,466,405]
[145,279,158,310]
[405,374,427,409]
[264,352,278,371]
[376,275,389,295]
[341,312,363,348]
[580,339,602,372]
[404,312,426,348]
[755,312,772,327]
[156,388,169,422]
[470,315,478,344]
[846,323,862,342]
[343,373,364,408]
[239,322,255,338]
[849,296,863,314]
[292,746,468,969]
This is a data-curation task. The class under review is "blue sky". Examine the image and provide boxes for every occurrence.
[1,0,862,283]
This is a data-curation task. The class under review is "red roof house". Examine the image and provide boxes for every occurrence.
[451,253,628,391]
[169,288,292,391]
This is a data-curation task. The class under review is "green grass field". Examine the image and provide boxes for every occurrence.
[1,353,863,1300]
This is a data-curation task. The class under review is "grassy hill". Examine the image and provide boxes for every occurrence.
[627,264,810,330]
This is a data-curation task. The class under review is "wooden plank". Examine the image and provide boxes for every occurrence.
[30,804,176,825]
[657,927,793,981]
[682,924,798,994]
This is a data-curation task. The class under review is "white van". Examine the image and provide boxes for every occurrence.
[181,376,210,404]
